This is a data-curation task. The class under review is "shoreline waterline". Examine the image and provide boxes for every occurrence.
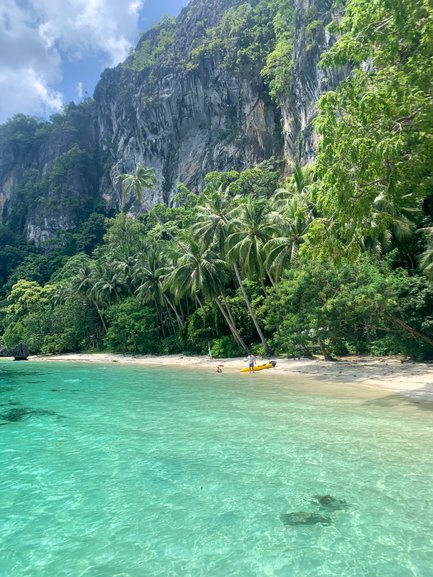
[26,353,433,402]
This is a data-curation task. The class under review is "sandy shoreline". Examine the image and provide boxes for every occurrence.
[29,353,433,401]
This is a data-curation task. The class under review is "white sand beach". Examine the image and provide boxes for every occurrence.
[31,353,433,401]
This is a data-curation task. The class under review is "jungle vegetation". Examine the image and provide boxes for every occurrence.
[1,0,432,360]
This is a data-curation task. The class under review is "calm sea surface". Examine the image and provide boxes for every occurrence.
[1,360,432,577]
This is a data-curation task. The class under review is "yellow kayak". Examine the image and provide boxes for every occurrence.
[240,362,274,373]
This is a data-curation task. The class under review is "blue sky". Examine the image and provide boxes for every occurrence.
[0,0,189,124]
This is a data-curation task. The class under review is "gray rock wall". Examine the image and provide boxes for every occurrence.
[0,0,347,244]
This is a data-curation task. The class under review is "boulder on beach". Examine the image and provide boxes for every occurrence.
[10,343,30,361]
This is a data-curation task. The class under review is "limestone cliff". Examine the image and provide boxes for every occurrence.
[94,0,283,209]
[281,0,345,165]
[0,0,344,245]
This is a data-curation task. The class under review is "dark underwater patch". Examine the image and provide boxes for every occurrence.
[280,512,332,526]
[0,386,14,393]
[0,407,58,423]
[310,494,348,510]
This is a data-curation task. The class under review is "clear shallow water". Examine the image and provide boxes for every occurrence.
[1,361,433,577]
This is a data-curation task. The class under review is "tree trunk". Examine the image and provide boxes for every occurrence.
[93,300,107,333]
[387,313,433,348]
[233,263,269,354]
[162,299,178,336]
[318,337,336,361]
[215,298,248,352]
[221,293,237,330]
[158,306,166,338]
[301,344,314,359]
[218,296,249,351]
[164,294,183,327]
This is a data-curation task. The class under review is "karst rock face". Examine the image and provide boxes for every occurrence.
[0,0,344,245]
[281,0,346,165]
[93,0,283,210]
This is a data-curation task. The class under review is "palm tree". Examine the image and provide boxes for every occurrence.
[165,236,248,351]
[359,194,417,258]
[419,227,433,278]
[195,189,270,353]
[290,163,314,197]
[72,264,108,333]
[195,187,239,255]
[92,261,126,305]
[265,191,314,281]
[225,196,272,353]
[134,244,183,329]
[226,196,274,281]
[116,163,158,208]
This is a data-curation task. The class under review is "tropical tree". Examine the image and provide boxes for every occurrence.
[165,236,248,351]
[226,196,273,282]
[92,261,126,306]
[313,0,433,257]
[265,168,316,281]
[195,188,272,351]
[102,213,148,259]
[72,264,108,333]
[134,243,183,331]
[116,163,158,208]
[225,196,273,352]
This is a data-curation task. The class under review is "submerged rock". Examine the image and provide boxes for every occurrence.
[311,495,348,510]
[280,512,332,526]
[0,407,57,423]
[1,408,32,422]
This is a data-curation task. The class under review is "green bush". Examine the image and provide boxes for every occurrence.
[211,336,244,358]
[104,298,159,354]
[159,335,182,355]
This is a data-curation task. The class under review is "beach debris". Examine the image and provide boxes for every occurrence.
[280,512,332,526]
[310,494,348,510]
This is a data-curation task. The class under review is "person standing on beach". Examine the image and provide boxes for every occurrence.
[247,353,255,374]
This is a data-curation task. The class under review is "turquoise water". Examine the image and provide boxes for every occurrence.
[1,361,433,577]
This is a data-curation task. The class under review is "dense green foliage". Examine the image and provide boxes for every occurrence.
[1,0,432,361]
[189,0,295,99]
[313,0,433,258]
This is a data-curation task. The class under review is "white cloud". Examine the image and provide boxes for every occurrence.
[129,1,144,16]
[77,81,84,99]
[30,0,142,64]
[0,67,63,120]
[0,0,144,122]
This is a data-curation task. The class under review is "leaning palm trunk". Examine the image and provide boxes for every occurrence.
[221,293,237,331]
[267,270,276,287]
[164,294,183,327]
[233,263,269,354]
[93,300,107,333]
[214,297,248,352]
[162,298,178,335]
